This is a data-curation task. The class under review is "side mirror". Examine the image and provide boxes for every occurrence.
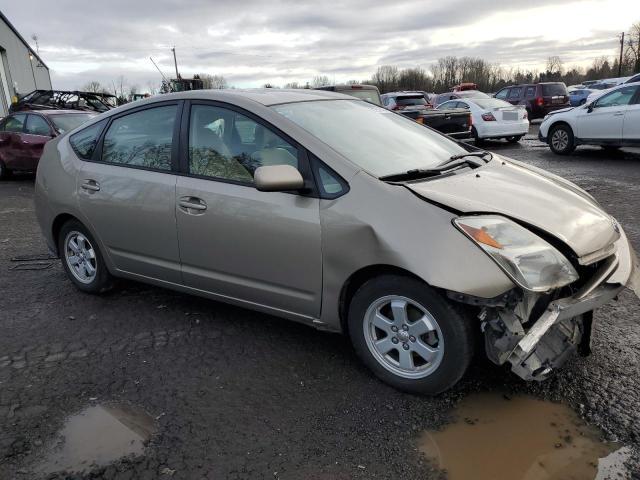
[254,164,304,192]
[587,103,594,113]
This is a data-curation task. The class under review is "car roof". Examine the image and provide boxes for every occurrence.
[381,92,425,98]
[9,109,96,116]
[151,88,347,106]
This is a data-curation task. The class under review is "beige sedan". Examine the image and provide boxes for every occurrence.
[35,89,639,394]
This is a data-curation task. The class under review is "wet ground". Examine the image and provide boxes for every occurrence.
[1,129,639,479]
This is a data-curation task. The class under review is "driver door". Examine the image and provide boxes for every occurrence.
[576,86,637,140]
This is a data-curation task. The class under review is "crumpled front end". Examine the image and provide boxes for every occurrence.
[477,225,639,381]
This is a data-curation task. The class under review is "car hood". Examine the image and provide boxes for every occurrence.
[405,157,619,257]
[546,106,574,117]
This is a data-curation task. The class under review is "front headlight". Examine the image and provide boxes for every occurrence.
[454,215,578,292]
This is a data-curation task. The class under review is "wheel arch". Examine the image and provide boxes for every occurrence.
[338,264,427,335]
[51,213,79,255]
[547,120,574,140]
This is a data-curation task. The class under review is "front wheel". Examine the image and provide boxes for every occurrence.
[548,124,575,155]
[472,127,484,146]
[58,220,113,294]
[347,275,475,395]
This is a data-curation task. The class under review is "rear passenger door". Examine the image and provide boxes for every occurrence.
[175,101,322,319]
[75,102,183,283]
[0,113,27,170]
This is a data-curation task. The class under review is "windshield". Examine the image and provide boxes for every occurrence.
[472,98,513,109]
[50,113,96,133]
[272,100,468,177]
[343,89,382,105]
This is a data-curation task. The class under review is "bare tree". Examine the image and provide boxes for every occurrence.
[111,76,127,104]
[283,82,301,89]
[83,81,104,93]
[311,75,330,88]
[626,22,640,73]
[199,74,228,89]
[546,56,563,74]
[371,65,399,93]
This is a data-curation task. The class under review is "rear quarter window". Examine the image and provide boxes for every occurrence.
[69,119,107,160]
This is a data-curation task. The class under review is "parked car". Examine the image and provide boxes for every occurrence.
[452,83,478,91]
[34,89,639,394]
[432,90,490,107]
[494,83,570,119]
[0,110,96,178]
[586,73,640,104]
[436,98,529,144]
[568,89,594,106]
[539,82,640,154]
[382,92,472,139]
[10,90,116,114]
[313,84,382,106]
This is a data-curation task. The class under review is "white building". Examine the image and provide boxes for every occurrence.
[0,10,52,116]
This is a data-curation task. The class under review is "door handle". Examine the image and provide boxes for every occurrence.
[179,196,207,212]
[81,180,100,192]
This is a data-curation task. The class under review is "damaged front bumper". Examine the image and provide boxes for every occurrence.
[483,227,640,381]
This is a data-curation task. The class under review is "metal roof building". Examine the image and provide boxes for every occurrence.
[0,10,52,116]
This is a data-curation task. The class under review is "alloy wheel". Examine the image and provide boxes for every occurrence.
[64,231,98,284]
[363,295,444,379]
[551,129,569,151]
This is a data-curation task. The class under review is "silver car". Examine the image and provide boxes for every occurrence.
[35,89,640,394]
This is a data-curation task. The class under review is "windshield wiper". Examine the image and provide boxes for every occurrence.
[380,151,492,183]
[446,150,493,163]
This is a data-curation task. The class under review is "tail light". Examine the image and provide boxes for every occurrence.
[536,97,544,106]
[468,113,473,128]
[481,112,496,121]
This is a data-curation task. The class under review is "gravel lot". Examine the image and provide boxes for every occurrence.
[1,128,639,479]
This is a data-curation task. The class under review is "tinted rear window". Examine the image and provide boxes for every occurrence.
[542,84,568,96]
[396,96,427,106]
[50,114,96,134]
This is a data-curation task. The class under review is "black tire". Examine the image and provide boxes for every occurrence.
[506,135,523,143]
[58,219,113,294]
[347,275,475,395]
[0,160,12,180]
[548,124,575,155]
[472,127,484,146]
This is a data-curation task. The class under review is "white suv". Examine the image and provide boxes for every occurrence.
[539,82,640,154]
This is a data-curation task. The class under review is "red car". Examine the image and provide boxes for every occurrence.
[0,110,95,178]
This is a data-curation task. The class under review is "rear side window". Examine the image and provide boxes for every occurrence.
[69,119,107,160]
[2,114,26,133]
[542,84,568,96]
[102,105,176,171]
[25,115,51,136]
[525,86,536,97]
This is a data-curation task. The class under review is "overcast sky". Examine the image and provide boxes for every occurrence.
[3,0,639,92]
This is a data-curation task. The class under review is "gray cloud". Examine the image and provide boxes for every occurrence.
[2,0,630,92]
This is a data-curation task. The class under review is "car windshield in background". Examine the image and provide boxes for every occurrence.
[346,90,382,105]
[542,84,567,96]
[50,114,96,133]
[473,98,514,109]
[273,100,468,177]
[396,96,427,106]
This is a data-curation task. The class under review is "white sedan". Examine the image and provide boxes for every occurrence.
[539,82,640,155]
[437,98,529,144]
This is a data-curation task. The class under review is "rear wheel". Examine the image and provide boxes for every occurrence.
[58,220,113,294]
[0,161,12,180]
[548,124,575,155]
[347,275,475,395]
[506,135,523,143]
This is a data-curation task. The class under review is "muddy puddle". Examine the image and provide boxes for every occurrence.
[36,404,155,475]
[419,393,631,480]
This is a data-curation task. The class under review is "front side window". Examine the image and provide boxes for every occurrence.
[595,86,638,108]
[25,115,51,136]
[495,89,509,100]
[188,104,298,183]
[69,119,107,160]
[2,114,26,133]
[273,100,468,178]
[525,86,536,97]
[102,105,176,171]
